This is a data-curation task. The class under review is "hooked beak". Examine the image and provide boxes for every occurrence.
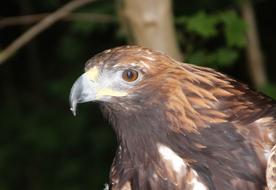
[70,66,128,116]
[69,73,96,116]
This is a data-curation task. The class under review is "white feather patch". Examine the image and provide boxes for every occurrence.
[157,144,208,189]
[157,144,187,173]
[190,170,208,190]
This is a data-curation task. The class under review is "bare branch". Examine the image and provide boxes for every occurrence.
[0,0,98,65]
[0,13,114,28]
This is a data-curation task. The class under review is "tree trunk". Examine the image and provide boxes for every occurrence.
[240,0,267,88]
[118,0,183,61]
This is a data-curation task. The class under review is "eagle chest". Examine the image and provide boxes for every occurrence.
[110,144,208,190]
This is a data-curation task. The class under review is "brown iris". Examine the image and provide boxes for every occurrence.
[122,69,139,82]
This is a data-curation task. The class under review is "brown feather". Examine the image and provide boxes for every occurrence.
[82,46,276,190]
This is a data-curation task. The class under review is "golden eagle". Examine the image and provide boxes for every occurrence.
[69,46,276,190]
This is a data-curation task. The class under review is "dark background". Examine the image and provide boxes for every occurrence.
[0,0,275,189]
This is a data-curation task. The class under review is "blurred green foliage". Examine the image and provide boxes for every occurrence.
[177,10,246,68]
[260,83,276,99]
[0,0,275,190]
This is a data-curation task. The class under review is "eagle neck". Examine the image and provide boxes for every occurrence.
[102,103,171,166]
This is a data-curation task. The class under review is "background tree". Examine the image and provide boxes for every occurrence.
[241,0,267,88]
[118,0,183,60]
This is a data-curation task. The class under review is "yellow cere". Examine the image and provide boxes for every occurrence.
[96,88,128,99]
[85,67,99,81]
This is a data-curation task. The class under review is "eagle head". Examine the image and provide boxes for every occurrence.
[70,46,180,116]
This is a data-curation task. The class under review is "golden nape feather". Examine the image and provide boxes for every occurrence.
[70,46,276,190]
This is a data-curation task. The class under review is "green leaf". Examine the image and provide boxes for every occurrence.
[186,50,206,65]
[220,10,246,48]
[184,11,219,38]
[213,48,239,67]
[187,48,239,68]
[260,83,276,99]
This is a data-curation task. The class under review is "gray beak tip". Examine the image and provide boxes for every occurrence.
[70,107,77,116]
[69,98,78,116]
[69,74,96,117]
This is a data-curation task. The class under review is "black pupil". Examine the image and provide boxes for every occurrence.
[127,70,134,79]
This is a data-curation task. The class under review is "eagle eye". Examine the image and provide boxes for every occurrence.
[122,69,139,82]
